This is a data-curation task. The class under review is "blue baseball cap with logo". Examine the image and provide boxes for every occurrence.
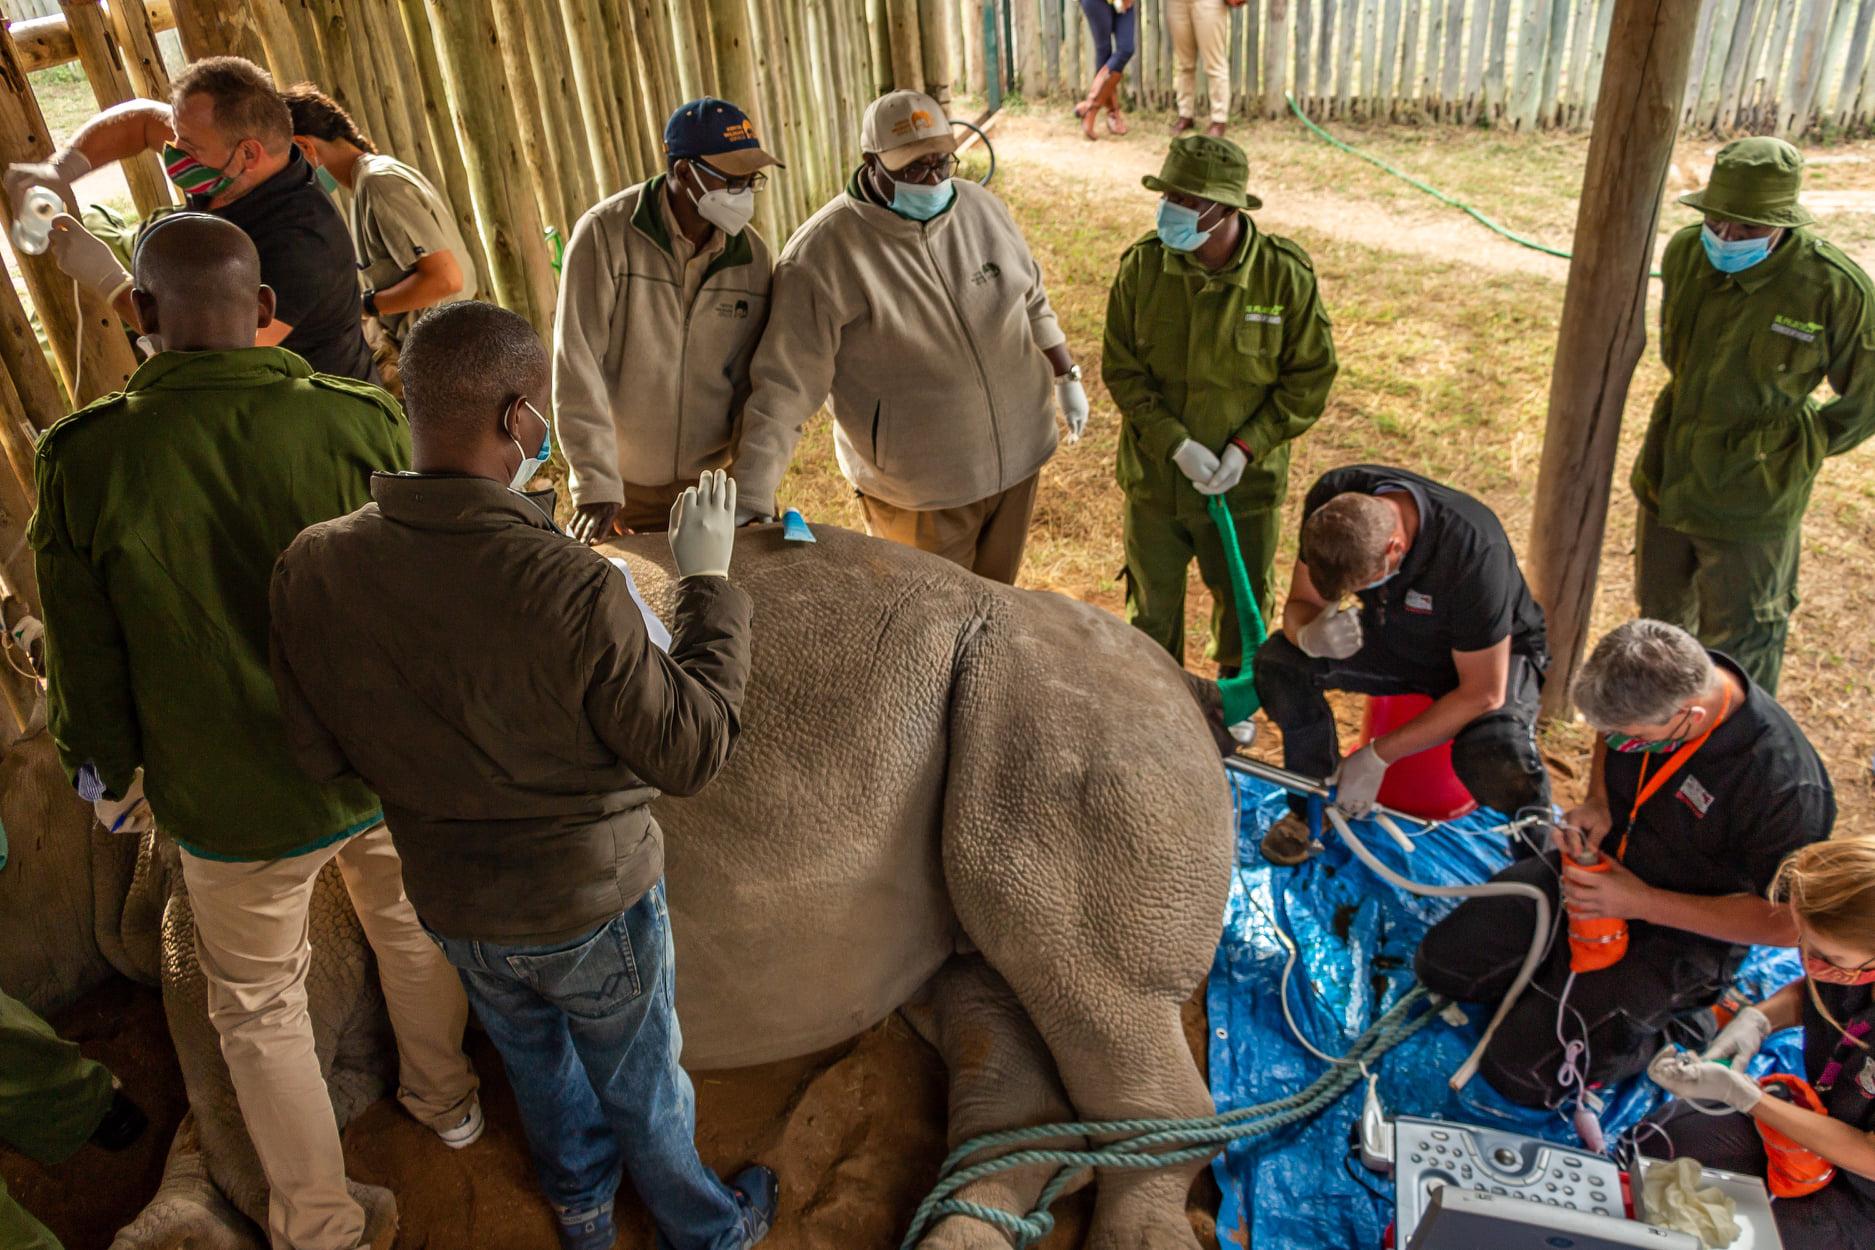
[664,98,784,178]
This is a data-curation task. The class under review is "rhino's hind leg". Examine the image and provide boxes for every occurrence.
[109,1113,262,1250]
[901,955,1084,1250]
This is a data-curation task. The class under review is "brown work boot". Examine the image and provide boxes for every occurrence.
[1075,67,1108,126]
[1260,811,1318,867]
[1205,121,1228,138]
[1102,71,1129,135]
[1170,115,1196,136]
[1082,68,1109,141]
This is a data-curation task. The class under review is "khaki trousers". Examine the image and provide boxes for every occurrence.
[1170,0,1232,124]
[615,478,694,534]
[858,473,1041,585]
[179,826,478,1250]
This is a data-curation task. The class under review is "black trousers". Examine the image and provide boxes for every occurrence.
[1413,853,1737,1108]
[1252,633,1551,817]
[1644,1100,1875,1250]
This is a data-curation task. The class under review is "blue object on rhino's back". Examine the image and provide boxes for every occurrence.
[781,509,816,543]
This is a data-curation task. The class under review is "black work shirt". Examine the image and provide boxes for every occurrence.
[1606,652,1832,903]
[196,148,377,382]
[1802,982,1875,1201]
[1301,465,1548,695]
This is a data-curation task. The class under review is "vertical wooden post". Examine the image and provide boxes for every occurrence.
[1529,0,1704,717]
[107,0,176,102]
[1266,0,1293,115]
[0,25,137,408]
[169,0,269,63]
[919,0,954,105]
[0,271,66,434]
[887,0,926,88]
[57,1,171,218]
[488,0,566,240]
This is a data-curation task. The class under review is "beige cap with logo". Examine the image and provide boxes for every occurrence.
[860,90,958,172]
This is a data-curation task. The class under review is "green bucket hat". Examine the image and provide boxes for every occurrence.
[1142,135,1261,210]
[1678,137,1814,229]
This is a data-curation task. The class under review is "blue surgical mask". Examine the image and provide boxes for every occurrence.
[891,177,955,222]
[508,400,551,492]
[313,164,340,196]
[1701,223,1775,274]
[1356,569,1396,593]
[1156,198,1217,252]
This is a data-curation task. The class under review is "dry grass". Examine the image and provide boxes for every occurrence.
[762,105,1875,829]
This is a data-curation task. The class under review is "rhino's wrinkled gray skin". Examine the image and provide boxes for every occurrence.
[32,525,1234,1249]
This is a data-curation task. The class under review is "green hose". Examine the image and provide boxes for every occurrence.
[1284,94,1661,279]
[1207,494,1266,726]
[899,985,1439,1248]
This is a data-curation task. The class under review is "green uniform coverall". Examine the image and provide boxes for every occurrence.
[0,990,114,1249]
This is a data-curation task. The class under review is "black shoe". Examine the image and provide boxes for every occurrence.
[90,1087,148,1151]
[730,1164,778,1245]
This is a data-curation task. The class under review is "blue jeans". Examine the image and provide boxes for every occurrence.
[429,882,750,1250]
[1080,0,1138,72]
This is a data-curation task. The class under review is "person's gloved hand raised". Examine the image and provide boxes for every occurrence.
[48,213,130,304]
[1297,602,1362,659]
[1198,444,1246,496]
[1056,375,1088,443]
[1171,439,1220,485]
[569,501,622,546]
[5,148,90,218]
[1703,1005,1775,1068]
[669,469,737,579]
[1333,742,1390,818]
[1648,1046,1763,1113]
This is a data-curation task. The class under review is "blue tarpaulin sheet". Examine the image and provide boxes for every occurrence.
[1207,769,1807,1250]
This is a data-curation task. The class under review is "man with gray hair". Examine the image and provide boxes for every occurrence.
[1253,465,1549,863]
[1415,619,1833,1108]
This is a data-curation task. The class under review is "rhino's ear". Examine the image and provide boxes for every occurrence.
[1177,669,1239,758]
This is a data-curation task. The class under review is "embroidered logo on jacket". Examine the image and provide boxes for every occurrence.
[970,262,1002,286]
[1243,303,1284,326]
[1772,314,1822,343]
[1676,774,1714,817]
[1404,589,1433,614]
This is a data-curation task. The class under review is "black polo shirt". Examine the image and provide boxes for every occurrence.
[1804,982,1875,1199]
[196,148,376,382]
[1605,652,1833,904]
[1301,465,1548,694]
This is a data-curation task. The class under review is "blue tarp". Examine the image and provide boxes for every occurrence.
[1207,770,1807,1250]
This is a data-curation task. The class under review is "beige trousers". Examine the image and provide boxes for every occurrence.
[1170,0,1233,124]
[180,825,477,1250]
[858,472,1041,585]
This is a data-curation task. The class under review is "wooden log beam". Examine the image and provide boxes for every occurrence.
[10,1,176,75]
[57,1,171,218]
[0,23,137,408]
[1529,0,1704,718]
[168,0,268,63]
[105,0,174,101]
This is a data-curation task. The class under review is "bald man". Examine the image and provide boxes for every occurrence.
[30,213,477,1250]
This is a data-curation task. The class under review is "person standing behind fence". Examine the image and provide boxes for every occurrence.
[1169,0,1233,138]
[1075,0,1137,141]
[554,98,780,544]
[282,84,475,357]
[4,56,378,383]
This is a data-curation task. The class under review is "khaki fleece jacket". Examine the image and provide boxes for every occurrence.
[553,175,773,506]
[731,173,1066,515]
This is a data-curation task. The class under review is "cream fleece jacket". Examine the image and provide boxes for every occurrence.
[552,177,773,505]
[731,176,1066,514]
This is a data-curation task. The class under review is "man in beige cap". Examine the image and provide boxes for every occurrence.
[729,90,1088,582]
[1632,136,1875,692]
[555,98,782,543]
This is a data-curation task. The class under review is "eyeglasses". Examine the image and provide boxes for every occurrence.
[1804,944,1875,976]
[693,160,768,194]
[894,155,960,183]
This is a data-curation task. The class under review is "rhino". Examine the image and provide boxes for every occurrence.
[5,525,1234,1249]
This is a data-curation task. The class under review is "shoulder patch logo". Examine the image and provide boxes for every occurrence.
[1404,589,1433,614]
[1243,303,1284,326]
[1772,314,1822,343]
[1675,774,1714,817]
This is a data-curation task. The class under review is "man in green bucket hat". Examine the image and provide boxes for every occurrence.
[1632,136,1875,693]
[1103,134,1337,676]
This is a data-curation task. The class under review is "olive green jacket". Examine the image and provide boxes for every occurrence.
[1633,223,1875,540]
[30,348,409,861]
[1102,220,1336,511]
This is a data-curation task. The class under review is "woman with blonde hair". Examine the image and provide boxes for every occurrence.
[1644,835,1875,1246]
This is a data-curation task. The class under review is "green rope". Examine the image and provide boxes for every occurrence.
[1283,94,1662,280]
[899,986,1439,1248]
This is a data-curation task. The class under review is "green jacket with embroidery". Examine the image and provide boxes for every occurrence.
[1634,223,1875,540]
[30,348,409,861]
[1102,220,1337,511]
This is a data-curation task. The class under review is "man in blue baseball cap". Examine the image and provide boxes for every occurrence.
[554,98,783,544]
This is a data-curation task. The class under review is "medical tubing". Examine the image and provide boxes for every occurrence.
[1323,805,1551,1090]
[1283,94,1663,280]
[898,987,1440,1249]
[1205,493,1266,726]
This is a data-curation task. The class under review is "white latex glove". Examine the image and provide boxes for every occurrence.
[93,772,151,836]
[5,147,90,217]
[48,213,131,303]
[1056,377,1088,443]
[1197,444,1246,496]
[1333,742,1389,818]
[1171,438,1221,485]
[1703,1005,1774,1067]
[669,469,736,578]
[1296,603,1363,660]
[1227,718,1258,746]
[1648,1047,1762,1112]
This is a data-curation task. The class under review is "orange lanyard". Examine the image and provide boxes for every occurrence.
[1615,683,1733,862]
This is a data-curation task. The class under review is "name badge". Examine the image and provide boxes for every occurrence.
[1675,774,1714,817]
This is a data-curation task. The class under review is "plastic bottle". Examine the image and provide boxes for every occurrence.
[1567,854,1630,973]
[12,186,61,257]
